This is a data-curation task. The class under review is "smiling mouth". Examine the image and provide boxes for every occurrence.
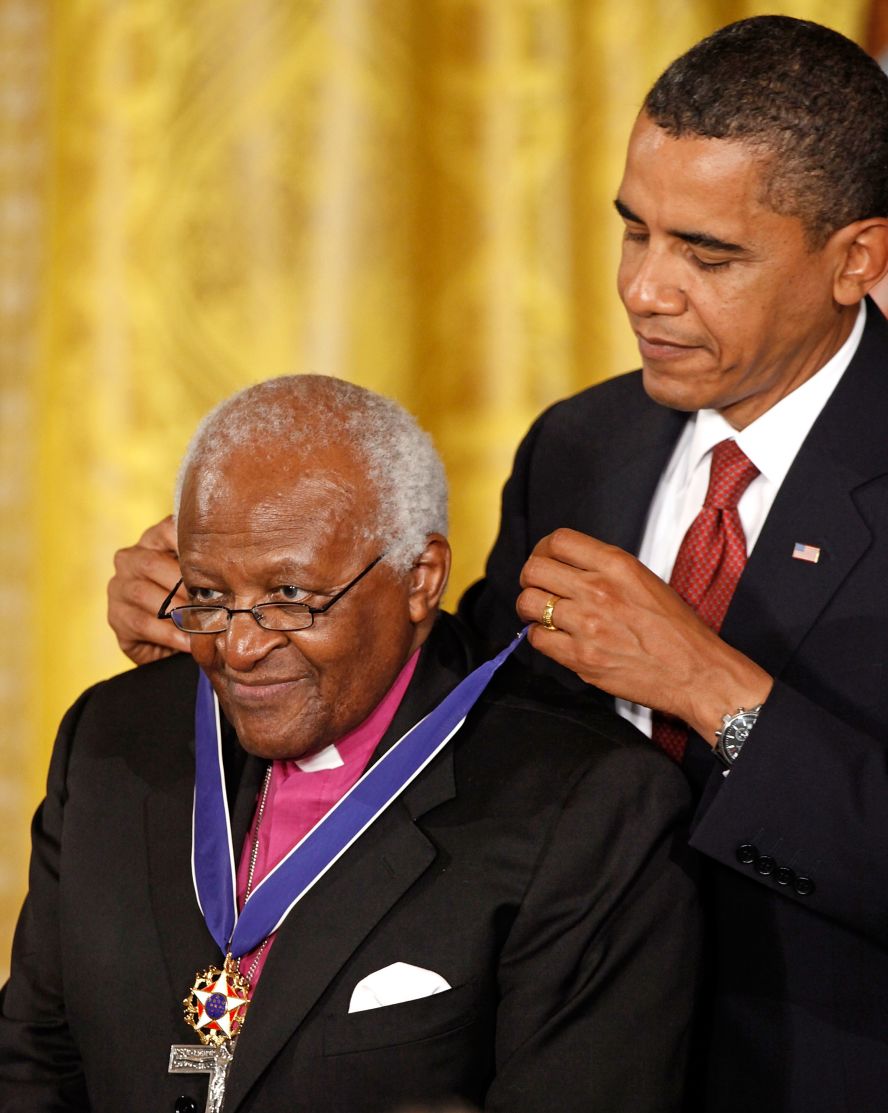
[227,678,305,704]
[636,334,700,361]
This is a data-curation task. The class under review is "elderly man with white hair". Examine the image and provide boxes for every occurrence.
[0,375,699,1113]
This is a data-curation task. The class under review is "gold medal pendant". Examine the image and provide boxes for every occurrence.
[183,954,251,1046]
[169,957,251,1112]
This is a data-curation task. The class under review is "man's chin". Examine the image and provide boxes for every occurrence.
[641,363,713,413]
[222,699,327,762]
[235,727,328,763]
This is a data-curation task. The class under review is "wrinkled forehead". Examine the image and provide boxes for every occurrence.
[178,441,378,562]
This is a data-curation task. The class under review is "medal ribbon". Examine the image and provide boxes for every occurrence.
[192,628,527,957]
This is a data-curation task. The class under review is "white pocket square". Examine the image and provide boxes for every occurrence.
[348,962,452,1013]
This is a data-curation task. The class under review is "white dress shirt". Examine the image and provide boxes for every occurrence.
[617,300,867,738]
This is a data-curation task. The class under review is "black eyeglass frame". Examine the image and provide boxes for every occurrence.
[157,554,385,634]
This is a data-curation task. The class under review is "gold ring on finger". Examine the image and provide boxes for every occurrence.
[541,595,559,631]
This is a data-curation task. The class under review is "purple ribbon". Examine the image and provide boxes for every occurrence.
[192,628,527,957]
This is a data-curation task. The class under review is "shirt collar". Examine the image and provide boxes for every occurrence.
[681,300,866,488]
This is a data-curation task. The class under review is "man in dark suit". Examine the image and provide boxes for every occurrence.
[0,376,699,1112]
[99,16,888,1112]
[462,16,888,1113]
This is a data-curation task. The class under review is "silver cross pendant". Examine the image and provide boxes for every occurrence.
[169,1039,236,1113]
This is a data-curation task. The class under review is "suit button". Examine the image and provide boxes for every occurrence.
[737,843,757,865]
[774,866,795,887]
[174,1098,199,1113]
[755,855,776,876]
[794,875,815,896]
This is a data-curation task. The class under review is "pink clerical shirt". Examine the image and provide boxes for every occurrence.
[235,649,420,984]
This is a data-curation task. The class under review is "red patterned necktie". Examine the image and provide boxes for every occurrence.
[651,439,760,762]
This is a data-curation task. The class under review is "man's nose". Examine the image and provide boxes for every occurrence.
[219,611,288,669]
[619,247,687,317]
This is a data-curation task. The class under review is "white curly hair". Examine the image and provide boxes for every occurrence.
[174,375,448,574]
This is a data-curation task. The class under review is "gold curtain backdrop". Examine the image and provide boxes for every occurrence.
[0,0,870,975]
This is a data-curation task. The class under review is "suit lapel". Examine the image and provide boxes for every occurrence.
[575,386,687,555]
[687,304,888,790]
[228,744,266,864]
[723,302,888,673]
[722,447,872,673]
[686,446,875,790]
[144,730,218,1005]
[224,617,471,1110]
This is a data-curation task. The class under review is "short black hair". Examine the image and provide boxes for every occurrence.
[643,16,888,245]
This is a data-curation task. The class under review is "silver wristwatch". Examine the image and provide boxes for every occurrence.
[714,704,762,767]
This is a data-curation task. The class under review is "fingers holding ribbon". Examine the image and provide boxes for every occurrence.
[517,539,588,642]
[515,528,641,687]
[515,529,774,735]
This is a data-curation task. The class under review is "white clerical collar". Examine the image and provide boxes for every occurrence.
[681,300,866,489]
[294,743,344,772]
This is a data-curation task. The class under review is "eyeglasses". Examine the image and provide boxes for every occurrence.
[157,554,385,634]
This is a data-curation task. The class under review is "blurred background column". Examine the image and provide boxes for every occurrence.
[0,0,46,971]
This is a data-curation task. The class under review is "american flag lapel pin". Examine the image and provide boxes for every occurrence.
[792,542,821,564]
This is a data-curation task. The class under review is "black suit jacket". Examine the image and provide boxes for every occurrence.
[0,614,699,1113]
[460,301,888,1113]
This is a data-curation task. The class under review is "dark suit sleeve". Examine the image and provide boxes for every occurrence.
[485,744,701,1113]
[0,692,92,1111]
[458,414,544,650]
[689,680,888,946]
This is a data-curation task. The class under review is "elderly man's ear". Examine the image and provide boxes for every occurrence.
[833,218,888,304]
[407,535,451,623]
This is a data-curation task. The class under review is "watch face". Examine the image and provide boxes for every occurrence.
[722,713,757,762]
